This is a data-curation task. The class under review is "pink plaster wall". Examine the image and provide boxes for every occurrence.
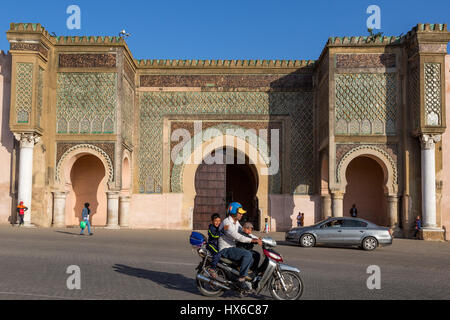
[129,193,184,229]
[0,51,13,225]
[443,55,450,240]
[269,194,320,231]
[343,156,388,226]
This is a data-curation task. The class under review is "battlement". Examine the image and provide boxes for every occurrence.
[135,59,316,69]
[55,36,125,45]
[327,36,402,46]
[327,23,449,47]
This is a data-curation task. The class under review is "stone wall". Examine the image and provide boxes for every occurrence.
[0,51,14,224]
[442,55,450,240]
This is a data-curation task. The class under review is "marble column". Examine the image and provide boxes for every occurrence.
[331,192,344,217]
[14,133,40,227]
[387,195,401,236]
[321,194,332,219]
[106,191,120,229]
[52,191,67,228]
[420,134,440,228]
[119,195,131,228]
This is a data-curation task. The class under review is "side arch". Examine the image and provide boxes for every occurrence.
[56,144,114,188]
[336,145,398,195]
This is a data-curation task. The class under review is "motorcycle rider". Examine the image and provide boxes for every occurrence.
[219,202,262,291]
[236,222,261,273]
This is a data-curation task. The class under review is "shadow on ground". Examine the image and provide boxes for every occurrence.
[112,264,268,300]
[55,231,81,236]
[277,240,364,251]
[112,264,201,296]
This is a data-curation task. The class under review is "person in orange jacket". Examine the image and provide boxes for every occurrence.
[16,201,28,227]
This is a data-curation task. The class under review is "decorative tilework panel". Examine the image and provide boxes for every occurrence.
[56,73,117,134]
[424,63,441,126]
[409,66,420,129]
[36,67,43,127]
[15,63,33,124]
[122,79,134,145]
[139,91,314,195]
[335,73,397,135]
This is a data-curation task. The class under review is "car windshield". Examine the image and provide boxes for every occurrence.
[311,219,330,227]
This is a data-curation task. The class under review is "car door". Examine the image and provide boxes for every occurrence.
[341,219,368,244]
[316,219,344,243]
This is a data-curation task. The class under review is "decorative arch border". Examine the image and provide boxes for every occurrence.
[336,145,398,194]
[56,144,114,185]
[121,149,132,192]
[171,123,270,193]
[177,131,270,231]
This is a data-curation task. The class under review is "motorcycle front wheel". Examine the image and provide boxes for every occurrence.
[196,269,226,297]
[269,271,304,300]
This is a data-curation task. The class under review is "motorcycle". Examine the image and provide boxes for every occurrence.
[190,232,304,300]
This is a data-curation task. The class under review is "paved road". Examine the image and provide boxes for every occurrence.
[0,225,449,300]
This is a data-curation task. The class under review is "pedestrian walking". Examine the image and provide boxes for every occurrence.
[80,203,93,236]
[16,201,28,227]
[350,204,358,218]
[413,216,422,239]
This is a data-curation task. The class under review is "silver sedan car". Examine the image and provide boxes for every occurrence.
[285,217,393,251]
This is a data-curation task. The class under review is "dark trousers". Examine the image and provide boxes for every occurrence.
[249,250,260,272]
[18,215,24,226]
[208,250,221,269]
[220,247,253,278]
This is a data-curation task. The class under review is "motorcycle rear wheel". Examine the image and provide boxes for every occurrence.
[269,271,304,300]
[196,269,226,297]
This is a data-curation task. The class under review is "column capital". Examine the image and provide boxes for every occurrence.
[106,191,120,198]
[387,195,400,201]
[420,134,441,150]
[331,191,344,200]
[52,191,68,198]
[14,132,40,148]
[119,195,131,202]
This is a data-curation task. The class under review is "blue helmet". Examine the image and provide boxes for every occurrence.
[227,202,247,216]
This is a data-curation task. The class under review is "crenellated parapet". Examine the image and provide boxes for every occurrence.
[135,59,315,69]
[327,36,403,46]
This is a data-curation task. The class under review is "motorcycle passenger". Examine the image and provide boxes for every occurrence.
[219,202,262,290]
[207,213,224,278]
[236,222,261,273]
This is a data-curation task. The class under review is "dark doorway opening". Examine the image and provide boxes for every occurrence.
[193,149,259,230]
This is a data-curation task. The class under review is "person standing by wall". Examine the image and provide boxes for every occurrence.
[350,204,358,218]
[264,218,270,233]
[80,203,93,236]
[297,212,305,227]
[413,216,422,239]
[16,201,28,227]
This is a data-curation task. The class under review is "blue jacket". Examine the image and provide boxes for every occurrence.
[82,207,90,220]
[415,219,422,230]
[207,224,224,254]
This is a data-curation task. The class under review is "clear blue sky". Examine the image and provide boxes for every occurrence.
[1,0,449,60]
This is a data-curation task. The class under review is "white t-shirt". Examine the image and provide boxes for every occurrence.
[218,216,253,251]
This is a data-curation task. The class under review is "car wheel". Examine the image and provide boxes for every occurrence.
[299,234,316,248]
[362,237,378,251]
